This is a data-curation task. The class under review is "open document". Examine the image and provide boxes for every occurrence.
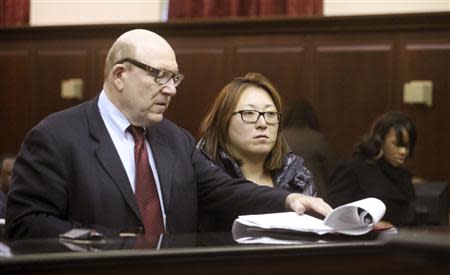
[232,198,386,236]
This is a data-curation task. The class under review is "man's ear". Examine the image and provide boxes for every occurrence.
[111,64,126,91]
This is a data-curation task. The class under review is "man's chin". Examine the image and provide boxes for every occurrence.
[144,114,164,126]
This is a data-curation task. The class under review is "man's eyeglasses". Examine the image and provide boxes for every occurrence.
[115,58,184,87]
[233,110,281,125]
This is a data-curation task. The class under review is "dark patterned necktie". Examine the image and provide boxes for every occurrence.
[128,126,164,242]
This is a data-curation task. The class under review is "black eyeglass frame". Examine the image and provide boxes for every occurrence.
[114,58,184,87]
[233,110,281,125]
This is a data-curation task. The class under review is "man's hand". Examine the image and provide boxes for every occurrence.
[373,220,394,231]
[284,193,333,217]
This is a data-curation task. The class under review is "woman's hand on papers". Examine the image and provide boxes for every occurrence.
[284,193,333,217]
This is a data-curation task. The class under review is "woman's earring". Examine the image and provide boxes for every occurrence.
[375,149,384,160]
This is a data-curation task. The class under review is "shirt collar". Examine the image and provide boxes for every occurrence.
[98,90,132,136]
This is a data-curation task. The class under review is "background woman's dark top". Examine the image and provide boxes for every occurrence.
[326,153,416,226]
[283,127,337,198]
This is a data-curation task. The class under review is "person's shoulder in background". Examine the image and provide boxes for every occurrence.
[283,127,333,157]
[0,190,5,220]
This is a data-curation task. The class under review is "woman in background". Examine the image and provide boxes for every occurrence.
[283,100,337,197]
[198,72,327,231]
[326,112,417,226]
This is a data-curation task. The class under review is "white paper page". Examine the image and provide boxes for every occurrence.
[235,212,332,234]
[232,220,330,244]
[323,198,386,235]
[233,198,386,236]
[235,236,309,245]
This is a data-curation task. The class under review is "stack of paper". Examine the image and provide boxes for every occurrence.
[233,198,386,237]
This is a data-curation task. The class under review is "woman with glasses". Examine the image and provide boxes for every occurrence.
[197,72,320,232]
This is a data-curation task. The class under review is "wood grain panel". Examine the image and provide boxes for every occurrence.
[93,47,109,97]
[31,49,89,127]
[91,38,115,99]
[0,50,30,153]
[232,43,310,108]
[0,13,449,185]
[164,47,227,137]
[314,44,394,159]
[399,42,450,181]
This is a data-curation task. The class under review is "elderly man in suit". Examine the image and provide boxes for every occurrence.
[6,29,331,240]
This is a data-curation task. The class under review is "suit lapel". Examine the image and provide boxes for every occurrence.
[85,97,141,220]
[147,125,174,209]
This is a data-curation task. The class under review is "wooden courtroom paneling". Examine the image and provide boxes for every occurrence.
[231,36,311,105]
[398,41,450,180]
[0,12,449,185]
[165,43,228,136]
[31,48,90,127]
[0,49,30,153]
[93,45,111,97]
[313,42,394,159]
[92,39,116,97]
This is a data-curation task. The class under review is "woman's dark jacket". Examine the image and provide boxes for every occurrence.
[326,153,416,226]
[197,139,316,232]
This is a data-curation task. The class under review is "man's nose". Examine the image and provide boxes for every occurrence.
[161,79,177,96]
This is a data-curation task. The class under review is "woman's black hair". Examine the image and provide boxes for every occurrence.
[283,99,320,130]
[356,112,417,159]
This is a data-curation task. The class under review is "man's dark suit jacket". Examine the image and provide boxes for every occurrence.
[6,97,290,239]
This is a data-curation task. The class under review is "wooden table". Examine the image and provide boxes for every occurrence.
[0,227,449,275]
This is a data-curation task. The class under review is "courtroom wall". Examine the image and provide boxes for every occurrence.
[1,13,449,184]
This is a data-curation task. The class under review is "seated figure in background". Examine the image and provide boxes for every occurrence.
[282,100,337,197]
[198,72,324,231]
[326,112,417,226]
[0,153,16,219]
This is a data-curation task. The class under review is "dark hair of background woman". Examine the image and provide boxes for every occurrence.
[283,99,320,131]
[356,111,417,159]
